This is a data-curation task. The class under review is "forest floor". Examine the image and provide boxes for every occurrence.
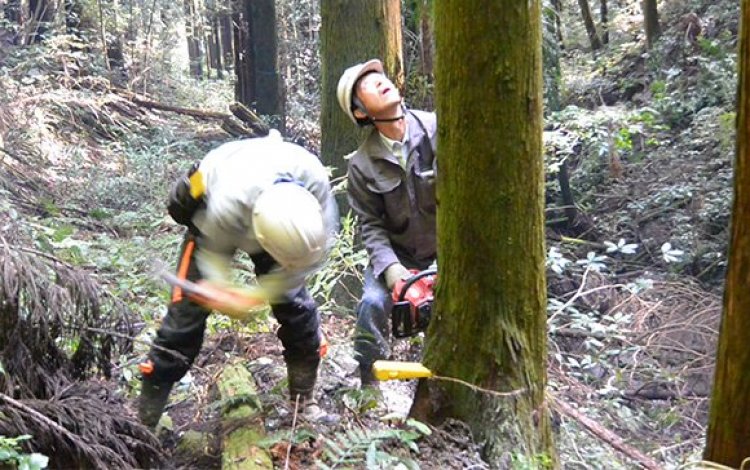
[0,0,741,468]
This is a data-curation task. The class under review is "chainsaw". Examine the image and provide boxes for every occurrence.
[390,268,437,338]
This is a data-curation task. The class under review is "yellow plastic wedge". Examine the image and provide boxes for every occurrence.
[372,361,433,381]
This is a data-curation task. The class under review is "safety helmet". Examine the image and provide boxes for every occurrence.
[252,182,327,270]
[336,59,384,125]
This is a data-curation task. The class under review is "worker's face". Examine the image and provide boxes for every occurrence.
[354,72,402,116]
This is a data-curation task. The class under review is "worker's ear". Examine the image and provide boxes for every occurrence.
[353,107,367,120]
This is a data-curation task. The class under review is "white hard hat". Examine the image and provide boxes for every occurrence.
[252,183,327,270]
[336,59,384,124]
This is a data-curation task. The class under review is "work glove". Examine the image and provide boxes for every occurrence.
[187,280,267,321]
[384,263,411,290]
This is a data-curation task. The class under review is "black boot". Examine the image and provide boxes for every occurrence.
[359,362,379,389]
[138,380,174,430]
[286,359,338,424]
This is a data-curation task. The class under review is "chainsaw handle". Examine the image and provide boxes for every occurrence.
[396,268,437,301]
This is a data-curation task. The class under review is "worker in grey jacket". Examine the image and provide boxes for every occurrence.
[137,131,339,428]
[336,59,437,386]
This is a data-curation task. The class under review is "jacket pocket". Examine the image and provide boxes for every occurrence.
[365,176,401,194]
[366,176,408,234]
[415,172,436,214]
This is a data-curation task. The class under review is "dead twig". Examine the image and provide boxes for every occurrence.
[550,394,661,470]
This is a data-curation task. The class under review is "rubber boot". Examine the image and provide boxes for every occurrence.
[359,362,379,389]
[287,359,338,425]
[138,380,173,430]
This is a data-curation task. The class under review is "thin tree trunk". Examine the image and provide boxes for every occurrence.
[213,16,223,78]
[578,0,602,51]
[642,0,661,48]
[704,1,750,466]
[419,0,434,84]
[220,13,233,72]
[552,0,564,46]
[412,0,556,466]
[600,0,609,45]
[184,0,203,78]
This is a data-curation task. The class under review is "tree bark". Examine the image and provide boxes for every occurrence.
[704,1,750,466]
[220,13,234,72]
[412,0,556,466]
[551,0,564,46]
[600,0,609,45]
[320,0,403,194]
[211,16,223,78]
[249,0,283,120]
[218,363,273,469]
[577,0,602,51]
[184,0,204,78]
[233,0,255,107]
[642,0,661,49]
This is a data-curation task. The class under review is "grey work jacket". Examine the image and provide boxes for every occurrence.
[191,131,339,290]
[346,110,437,279]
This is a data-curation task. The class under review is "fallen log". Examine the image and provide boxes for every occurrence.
[112,89,269,137]
[217,363,273,470]
[114,89,229,120]
[230,103,269,136]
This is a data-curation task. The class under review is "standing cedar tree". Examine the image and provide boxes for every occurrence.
[704,0,750,466]
[411,0,557,467]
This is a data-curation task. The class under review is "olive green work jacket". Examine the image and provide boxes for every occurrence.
[346,109,438,279]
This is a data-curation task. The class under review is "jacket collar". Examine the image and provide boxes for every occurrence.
[360,111,426,163]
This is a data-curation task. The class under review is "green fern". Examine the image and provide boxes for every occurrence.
[316,421,429,469]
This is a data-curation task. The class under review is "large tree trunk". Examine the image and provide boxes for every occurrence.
[704,1,750,466]
[577,0,602,51]
[642,0,661,48]
[249,0,283,120]
[320,0,403,201]
[412,0,556,466]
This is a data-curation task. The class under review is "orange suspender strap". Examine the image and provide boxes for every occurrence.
[171,239,196,303]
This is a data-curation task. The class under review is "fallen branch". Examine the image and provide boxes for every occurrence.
[113,89,228,119]
[113,89,269,138]
[550,395,661,470]
[230,103,269,136]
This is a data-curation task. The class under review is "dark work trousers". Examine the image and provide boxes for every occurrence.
[144,233,322,386]
[353,266,393,381]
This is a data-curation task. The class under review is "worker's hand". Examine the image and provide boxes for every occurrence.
[188,281,266,321]
[384,263,411,290]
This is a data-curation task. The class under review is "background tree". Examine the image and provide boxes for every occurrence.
[319,0,403,190]
[704,0,750,465]
[233,0,256,108]
[600,0,609,45]
[184,0,204,78]
[578,0,602,51]
[412,0,556,465]
[642,0,661,48]
[249,0,283,119]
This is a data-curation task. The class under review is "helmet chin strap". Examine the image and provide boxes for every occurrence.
[368,103,407,123]
[370,115,405,123]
